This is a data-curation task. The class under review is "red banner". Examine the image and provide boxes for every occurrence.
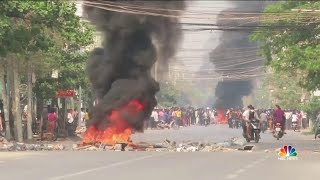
[56,90,76,98]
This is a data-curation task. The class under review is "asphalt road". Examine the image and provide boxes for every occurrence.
[132,124,320,152]
[1,125,319,180]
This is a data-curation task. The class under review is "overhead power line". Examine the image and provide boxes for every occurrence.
[83,1,320,23]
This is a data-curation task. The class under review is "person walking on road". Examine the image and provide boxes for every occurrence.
[259,110,268,131]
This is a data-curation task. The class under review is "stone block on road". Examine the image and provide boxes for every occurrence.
[25,144,35,151]
[53,144,65,151]
[217,142,231,147]
[231,138,246,146]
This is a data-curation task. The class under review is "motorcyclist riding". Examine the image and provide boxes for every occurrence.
[272,105,286,134]
[242,105,259,138]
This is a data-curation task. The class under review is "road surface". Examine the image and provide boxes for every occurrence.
[1,125,319,180]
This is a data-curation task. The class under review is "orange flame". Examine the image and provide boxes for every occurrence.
[82,100,144,145]
[216,108,227,124]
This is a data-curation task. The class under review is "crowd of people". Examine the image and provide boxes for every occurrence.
[46,108,90,136]
[225,105,308,133]
[146,105,310,131]
[42,104,310,139]
[147,107,218,129]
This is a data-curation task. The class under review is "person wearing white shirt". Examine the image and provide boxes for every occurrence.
[67,109,75,136]
[242,106,251,137]
[79,108,86,127]
[151,110,158,129]
[242,105,260,138]
[291,113,298,122]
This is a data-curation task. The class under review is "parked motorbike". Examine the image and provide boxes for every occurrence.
[243,119,261,143]
[273,122,284,140]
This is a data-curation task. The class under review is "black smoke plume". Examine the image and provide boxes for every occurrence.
[83,0,185,131]
[210,1,266,108]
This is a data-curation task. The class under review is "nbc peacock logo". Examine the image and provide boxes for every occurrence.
[278,145,298,160]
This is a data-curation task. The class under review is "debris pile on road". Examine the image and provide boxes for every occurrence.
[0,137,9,144]
[237,145,255,151]
[75,126,87,138]
[0,136,251,152]
[0,138,66,152]
[70,138,245,152]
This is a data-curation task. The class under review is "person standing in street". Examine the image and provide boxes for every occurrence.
[47,108,58,134]
[171,108,178,126]
[158,109,164,123]
[176,108,182,126]
[291,111,298,129]
[67,109,75,136]
[195,109,199,125]
[84,109,90,127]
[80,108,86,127]
[285,110,292,130]
[297,111,302,129]
[150,109,158,129]
[259,110,268,131]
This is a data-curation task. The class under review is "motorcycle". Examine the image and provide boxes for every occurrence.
[243,119,261,143]
[273,122,284,140]
[292,121,298,132]
[231,119,237,128]
[157,120,179,130]
[231,119,241,129]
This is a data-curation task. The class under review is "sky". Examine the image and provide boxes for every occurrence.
[75,1,257,81]
[171,1,232,71]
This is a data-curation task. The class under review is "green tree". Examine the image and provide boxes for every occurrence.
[156,82,180,107]
[301,97,320,132]
[0,1,94,141]
[250,1,320,91]
[266,72,303,109]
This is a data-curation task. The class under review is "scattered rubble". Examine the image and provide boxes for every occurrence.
[0,137,9,144]
[231,137,247,146]
[0,137,67,152]
[75,127,87,138]
[238,145,255,151]
[217,142,231,147]
[264,149,270,153]
[0,136,255,152]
